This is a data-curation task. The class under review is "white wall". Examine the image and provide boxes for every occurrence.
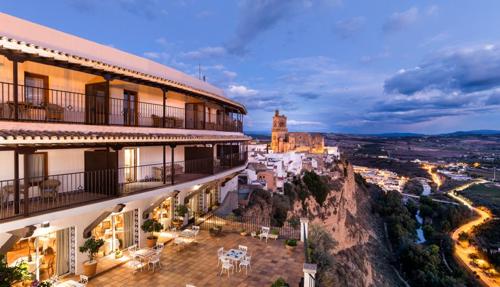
[219,175,238,203]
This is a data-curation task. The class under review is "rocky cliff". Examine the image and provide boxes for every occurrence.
[300,162,402,286]
[242,161,403,286]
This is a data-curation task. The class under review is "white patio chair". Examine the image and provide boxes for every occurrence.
[239,255,251,275]
[192,225,200,236]
[127,245,139,259]
[220,258,234,277]
[154,243,164,253]
[148,254,162,272]
[238,245,248,253]
[129,259,144,273]
[259,226,270,242]
[217,247,224,266]
[79,275,89,286]
[186,284,196,287]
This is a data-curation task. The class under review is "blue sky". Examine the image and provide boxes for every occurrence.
[2,0,500,134]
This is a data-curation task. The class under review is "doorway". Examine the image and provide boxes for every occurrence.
[123,90,138,126]
[123,148,137,183]
[85,82,108,125]
[84,150,118,195]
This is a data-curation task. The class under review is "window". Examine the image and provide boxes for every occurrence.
[24,73,48,105]
[27,152,48,184]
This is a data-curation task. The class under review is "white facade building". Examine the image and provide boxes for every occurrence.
[0,13,248,280]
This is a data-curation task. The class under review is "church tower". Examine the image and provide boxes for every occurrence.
[271,110,288,153]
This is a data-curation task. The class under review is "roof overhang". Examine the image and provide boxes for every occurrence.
[0,13,246,114]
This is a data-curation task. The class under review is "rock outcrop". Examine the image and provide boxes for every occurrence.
[293,162,402,287]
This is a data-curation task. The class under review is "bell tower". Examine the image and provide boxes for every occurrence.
[271,110,288,153]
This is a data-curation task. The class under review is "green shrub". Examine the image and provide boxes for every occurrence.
[285,239,297,247]
[271,277,289,287]
[0,254,32,287]
[79,237,105,262]
[175,204,189,217]
[141,219,163,239]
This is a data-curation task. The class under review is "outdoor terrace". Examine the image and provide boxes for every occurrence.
[86,230,305,287]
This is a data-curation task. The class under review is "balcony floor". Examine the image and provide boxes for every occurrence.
[85,230,304,287]
[0,173,213,222]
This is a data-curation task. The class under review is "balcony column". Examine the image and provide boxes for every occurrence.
[229,143,233,167]
[13,150,20,214]
[169,144,176,185]
[7,55,26,120]
[12,59,19,121]
[103,74,113,125]
[162,145,166,184]
[22,151,31,216]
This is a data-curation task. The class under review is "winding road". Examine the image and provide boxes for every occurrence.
[448,180,499,287]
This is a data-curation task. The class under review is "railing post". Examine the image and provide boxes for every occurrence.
[300,217,309,242]
[303,263,317,287]
[14,150,20,214]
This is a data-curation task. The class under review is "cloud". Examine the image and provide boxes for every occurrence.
[383,7,419,33]
[373,44,500,123]
[288,120,325,126]
[426,5,439,16]
[181,46,227,60]
[385,44,500,95]
[226,0,299,55]
[68,0,167,19]
[228,85,258,96]
[296,92,321,99]
[335,17,365,39]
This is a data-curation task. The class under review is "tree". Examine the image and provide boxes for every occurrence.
[79,237,105,263]
[141,219,163,240]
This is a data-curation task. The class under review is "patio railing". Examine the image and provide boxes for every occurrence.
[0,153,247,221]
[194,213,300,240]
[0,82,243,132]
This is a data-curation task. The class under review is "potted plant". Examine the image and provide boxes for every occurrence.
[114,249,123,259]
[79,237,105,277]
[31,280,53,287]
[240,228,248,236]
[0,254,32,287]
[141,219,163,248]
[269,228,279,240]
[271,277,289,287]
[173,205,188,228]
[209,225,222,237]
[285,239,297,251]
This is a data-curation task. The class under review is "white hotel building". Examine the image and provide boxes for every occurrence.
[0,13,248,280]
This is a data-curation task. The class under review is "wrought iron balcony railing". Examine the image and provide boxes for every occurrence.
[0,82,243,132]
[0,152,247,221]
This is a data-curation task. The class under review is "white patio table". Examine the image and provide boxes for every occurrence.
[224,249,246,269]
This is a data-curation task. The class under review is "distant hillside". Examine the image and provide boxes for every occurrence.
[441,130,500,136]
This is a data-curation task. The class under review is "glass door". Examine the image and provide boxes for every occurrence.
[5,228,70,282]
[123,90,137,126]
[124,148,137,183]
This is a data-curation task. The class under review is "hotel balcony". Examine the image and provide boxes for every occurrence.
[0,81,243,133]
[0,146,248,222]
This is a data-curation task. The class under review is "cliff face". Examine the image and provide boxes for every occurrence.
[293,163,402,287]
[240,162,401,286]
